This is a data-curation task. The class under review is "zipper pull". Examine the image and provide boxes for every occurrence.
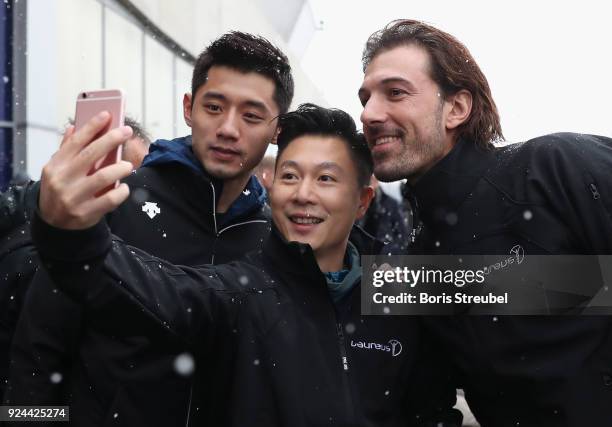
[589,183,601,200]
[336,324,349,371]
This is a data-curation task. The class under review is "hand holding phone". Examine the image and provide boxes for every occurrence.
[74,89,125,185]
[38,92,133,230]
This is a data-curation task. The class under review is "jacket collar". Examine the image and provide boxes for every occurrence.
[141,135,267,226]
[142,135,205,176]
[262,223,382,284]
[404,138,494,226]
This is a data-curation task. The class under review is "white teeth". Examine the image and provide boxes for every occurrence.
[375,136,399,146]
[292,217,323,224]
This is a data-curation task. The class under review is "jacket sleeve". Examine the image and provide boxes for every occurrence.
[4,269,84,406]
[30,211,236,347]
[405,328,463,427]
[530,133,612,254]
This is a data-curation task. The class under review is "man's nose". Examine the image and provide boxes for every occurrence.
[217,109,240,140]
[360,95,386,127]
[293,178,316,204]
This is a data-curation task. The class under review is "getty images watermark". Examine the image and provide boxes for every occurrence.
[361,247,612,315]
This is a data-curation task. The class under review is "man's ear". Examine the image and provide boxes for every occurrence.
[270,126,281,145]
[183,93,193,128]
[356,185,375,220]
[445,89,472,130]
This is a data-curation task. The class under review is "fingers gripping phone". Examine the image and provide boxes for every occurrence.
[74,89,125,194]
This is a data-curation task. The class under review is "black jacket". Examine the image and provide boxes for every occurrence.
[6,141,271,425]
[406,133,612,427]
[31,210,461,427]
[0,181,40,399]
[357,188,411,254]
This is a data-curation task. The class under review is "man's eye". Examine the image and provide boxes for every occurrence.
[281,173,297,180]
[204,104,221,112]
[244,112,264,122]
[389,88,406,97]
[319,175,336,182]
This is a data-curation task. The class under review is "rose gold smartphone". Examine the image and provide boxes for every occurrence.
[74,89,125,194]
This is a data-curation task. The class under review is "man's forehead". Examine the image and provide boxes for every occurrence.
[361,45,431,87]
[197,66,277,110]
[278,136,352,167]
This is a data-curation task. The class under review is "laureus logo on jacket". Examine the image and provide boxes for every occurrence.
[350,338,403,357]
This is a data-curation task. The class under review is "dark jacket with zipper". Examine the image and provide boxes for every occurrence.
[404,133,612,427]
[31,211,462,427]
[5,136,271,426]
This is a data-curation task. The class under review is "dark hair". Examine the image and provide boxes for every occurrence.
[362,19,504,148]
[124,116,151,146]
[192,31,294,114]
[276,103,373,187]
[66,115,151,146]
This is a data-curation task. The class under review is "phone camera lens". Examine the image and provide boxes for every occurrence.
[82,92,88,99]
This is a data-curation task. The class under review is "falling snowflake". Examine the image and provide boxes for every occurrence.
[445,212,458,226]
[49,372,63,384]
[523,210,533,221]
[173,353,195,376]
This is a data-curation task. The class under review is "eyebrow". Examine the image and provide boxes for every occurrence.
[358,76,417,98]
[201,91,270,113]
[279,159,343,173]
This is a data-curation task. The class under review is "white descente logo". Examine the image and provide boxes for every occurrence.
[350,339,403,357]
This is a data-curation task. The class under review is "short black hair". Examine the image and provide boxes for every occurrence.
[192,31,294,114]
[124,116,151,146]
[276,103,373,187]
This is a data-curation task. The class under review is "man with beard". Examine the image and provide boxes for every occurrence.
[358,19,612,427]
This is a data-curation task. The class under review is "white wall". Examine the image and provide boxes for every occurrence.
[25,0,326,179]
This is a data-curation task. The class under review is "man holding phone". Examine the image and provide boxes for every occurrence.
[6,32,294,426]
[29,103,460,426]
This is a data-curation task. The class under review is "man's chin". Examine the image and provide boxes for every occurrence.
[203,164,243,181]
[373,164,406,182]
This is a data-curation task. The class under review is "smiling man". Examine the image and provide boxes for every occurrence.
[6,32,294,426]
[30,104,461,426]
[359,19,612,427]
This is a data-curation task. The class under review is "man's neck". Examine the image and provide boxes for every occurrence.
[216,174,252,213]
[315,241,348,273]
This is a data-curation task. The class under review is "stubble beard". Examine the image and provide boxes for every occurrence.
[373,106,446,183]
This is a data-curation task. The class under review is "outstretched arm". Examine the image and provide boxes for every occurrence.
[33,111,235,346]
